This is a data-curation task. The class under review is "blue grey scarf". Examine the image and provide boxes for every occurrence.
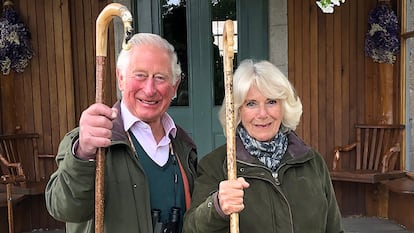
[237,125,288,172]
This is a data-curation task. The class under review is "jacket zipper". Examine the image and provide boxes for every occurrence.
[237,160,295,233]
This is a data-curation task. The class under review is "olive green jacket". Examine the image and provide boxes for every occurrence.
[183,132,343,233]
[45,101,197,233]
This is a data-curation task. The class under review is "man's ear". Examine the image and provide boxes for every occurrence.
[174,77,181,88]
[117,69,125,91]
[173,77,181,98]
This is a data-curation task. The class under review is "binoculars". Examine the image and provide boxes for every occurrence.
[152,207,180,233]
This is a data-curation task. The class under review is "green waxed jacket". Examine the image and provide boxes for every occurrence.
[183,131,344,233]
[45,101,198,233]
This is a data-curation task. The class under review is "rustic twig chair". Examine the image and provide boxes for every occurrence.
[330,124,405,183]
[0,133,54,232]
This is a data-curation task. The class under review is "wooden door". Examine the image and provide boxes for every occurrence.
[134,0,268,156]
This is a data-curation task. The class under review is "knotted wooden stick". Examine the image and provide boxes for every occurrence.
[95,3,133,232]
[222,19,238,233]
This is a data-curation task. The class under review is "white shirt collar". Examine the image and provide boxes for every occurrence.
[120,101,177,166]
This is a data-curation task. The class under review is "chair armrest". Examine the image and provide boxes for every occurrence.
[332,142,358,170]
[1,174,26,184]
[381,143,401,173]
[0,153,25,177]
[38,154,56,158]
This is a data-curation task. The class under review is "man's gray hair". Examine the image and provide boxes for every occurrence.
[116,33,182,84]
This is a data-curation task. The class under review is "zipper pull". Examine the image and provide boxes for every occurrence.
[272,172,280,185]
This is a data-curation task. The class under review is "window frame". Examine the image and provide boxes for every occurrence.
[401,0,414,176]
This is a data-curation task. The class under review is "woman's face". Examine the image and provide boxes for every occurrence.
[239,85,283,141]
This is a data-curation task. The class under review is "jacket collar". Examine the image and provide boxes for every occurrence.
[111,101,129,142]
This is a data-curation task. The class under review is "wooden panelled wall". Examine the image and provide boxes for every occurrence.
[0,0,75,162]
[0,0,117,175]
[0,0,117,231]
[288,0,401,216]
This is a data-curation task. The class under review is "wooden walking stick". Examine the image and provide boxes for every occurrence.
[95,3,133,232]
[222,19,238,233]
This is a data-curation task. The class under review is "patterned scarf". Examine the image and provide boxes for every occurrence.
[237,125,289,172]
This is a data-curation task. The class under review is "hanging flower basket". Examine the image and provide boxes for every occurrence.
[0,0,34,75]
[316,0,346,13]
[364,3,400,64]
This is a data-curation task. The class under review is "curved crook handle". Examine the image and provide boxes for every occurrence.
[96,3,133,57]
[222,19,239,233]
[95,3,133,233]
[96,3,133,104]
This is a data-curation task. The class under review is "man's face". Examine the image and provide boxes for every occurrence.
[117,44,179,125]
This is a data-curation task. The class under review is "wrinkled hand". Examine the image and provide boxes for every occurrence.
[218,177,250,215]
[76,103,118,160]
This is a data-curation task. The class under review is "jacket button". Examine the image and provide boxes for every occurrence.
[133,184,137,188]
[239,168,245,172]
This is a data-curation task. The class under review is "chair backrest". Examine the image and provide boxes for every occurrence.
[0,133,41,183]
[355,124,404,171]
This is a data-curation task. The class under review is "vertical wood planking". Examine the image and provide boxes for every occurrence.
[326,11,336,166]
[61,0,76,134]
[287,0,295,92]
[301,0,311,144]
[44,0,57,163]
[84,0,96,106]
[36,0,51,154]
[317,6,328,165]
[341,2,350,158]
[309,0,319,149]
[356,0,366,126]
[28,0,43,149]
[348,0,358,169]
[16,0,35,135]
[365,0,379,123]
[333,6,343,151]
[286,0,395,170]
[72,0,88,119]
[52,0,67,145]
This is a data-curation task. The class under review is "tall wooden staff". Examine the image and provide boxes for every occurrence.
[222,19,238,233]
[95,3,133,232]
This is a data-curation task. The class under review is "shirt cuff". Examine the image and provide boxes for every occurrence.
[72,139,95,162]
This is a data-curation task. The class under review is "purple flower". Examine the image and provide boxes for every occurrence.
[0,4,33,75]
[364,4,400,64]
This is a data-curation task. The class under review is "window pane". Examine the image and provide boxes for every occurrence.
[408,0,414,32]
[211,0,237,106]
[162,0,189,106]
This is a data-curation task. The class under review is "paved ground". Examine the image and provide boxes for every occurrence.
[23,216,413,232]
[343,216,413,233]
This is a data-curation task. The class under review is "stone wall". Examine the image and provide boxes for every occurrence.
[268,0,288,76]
